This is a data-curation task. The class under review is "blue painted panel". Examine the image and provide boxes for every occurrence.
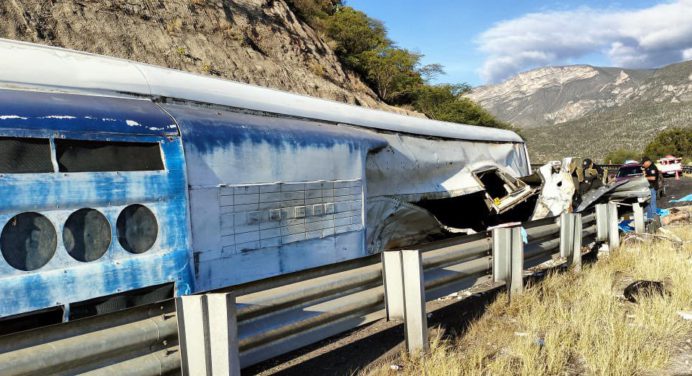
[162,103,386,155]
[0,91,194,318]
[0,89,178,136]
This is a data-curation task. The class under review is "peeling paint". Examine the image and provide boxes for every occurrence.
[40,115,77,120]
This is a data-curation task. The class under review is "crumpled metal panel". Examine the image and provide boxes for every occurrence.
[531,161,577,220]
[365,133,529,201]
[0,39,523,143]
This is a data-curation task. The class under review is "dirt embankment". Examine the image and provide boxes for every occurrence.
[0,0,392,109]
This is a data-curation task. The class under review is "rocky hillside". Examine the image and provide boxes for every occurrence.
[468,62,692,161]
[0,0,388,109]
[468,62,692,129]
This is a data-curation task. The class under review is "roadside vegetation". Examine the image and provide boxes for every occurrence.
[364,225,692,375]
[604,128,692,164]
[285,0,514,130]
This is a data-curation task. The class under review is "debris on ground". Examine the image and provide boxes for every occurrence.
[662,206,691,225]
[623,280,668,303]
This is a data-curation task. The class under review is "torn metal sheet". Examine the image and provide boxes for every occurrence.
[576,177,650,212]
[530,160,576,220]
[366,197,445,254]
[365,135,530,203]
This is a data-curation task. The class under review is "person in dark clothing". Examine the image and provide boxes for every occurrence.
[641,156,659,220]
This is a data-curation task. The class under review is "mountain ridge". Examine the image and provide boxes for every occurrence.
[467,60,692,129]
[468,61,692,161]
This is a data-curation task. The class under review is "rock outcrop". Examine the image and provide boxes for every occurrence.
[0,0,388,109]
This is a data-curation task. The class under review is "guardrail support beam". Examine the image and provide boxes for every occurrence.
[560,213,582,271]
[608,202,620,251]
[176,294,241,376]
[633,203,645,233]
[559,212,575,259]
[382,249,428,353]
[571,213,583,271]
[595,204,609,243]
[492,227,523,298]
[382,251,405,321]
[401,250,428,353]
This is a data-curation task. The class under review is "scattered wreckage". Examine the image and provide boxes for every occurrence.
[368,157,652,253]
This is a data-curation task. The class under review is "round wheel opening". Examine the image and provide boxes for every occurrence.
[117,205,158,254]
[64,208,111,262]
[1,212,57,271]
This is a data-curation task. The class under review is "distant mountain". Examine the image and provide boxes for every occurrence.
[467,61,692,161]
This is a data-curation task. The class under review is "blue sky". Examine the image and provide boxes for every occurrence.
[348,0,692,86]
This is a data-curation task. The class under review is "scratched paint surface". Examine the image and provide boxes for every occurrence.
[0,93,192,318]
[0,89,177,136]
[163,104,384,290]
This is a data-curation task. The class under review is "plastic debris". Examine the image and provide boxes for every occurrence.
[677,311,692,321]
[623,280,668,303]
[520,227,528,244]
[670,194,692,203]
[619,219,635,233]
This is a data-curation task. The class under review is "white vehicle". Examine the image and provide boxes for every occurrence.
[657,155,683,177]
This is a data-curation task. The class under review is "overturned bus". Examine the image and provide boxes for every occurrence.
[0,39,533,327]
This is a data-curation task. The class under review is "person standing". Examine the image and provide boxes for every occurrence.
[641,156,659,220]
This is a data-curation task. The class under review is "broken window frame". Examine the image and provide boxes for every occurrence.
[472,167,536,214]
[0,133,167,175]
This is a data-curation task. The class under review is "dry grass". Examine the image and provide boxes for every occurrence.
[365,225,692,376]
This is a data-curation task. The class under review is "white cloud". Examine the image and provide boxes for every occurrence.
[477,0,692,83]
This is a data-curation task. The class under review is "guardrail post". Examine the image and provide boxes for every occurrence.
[559,212,574,259]
[176,294,241,376]
[382,250,405,321]
[401,250,428,353]
[595,204,609,243]
[608,202,620,251]
[570,213,583,272]
[633,203,645,233]
[560,213,582,271]
[492,227,523,298]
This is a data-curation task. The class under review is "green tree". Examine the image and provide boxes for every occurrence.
[325,7,389,70]
[412,84,513,130]
[644,128,692,162]
[360,47,425,102]
[285,0,341,30]
[604,149,641,164]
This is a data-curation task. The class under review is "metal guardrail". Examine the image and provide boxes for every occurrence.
[0,209,603,375]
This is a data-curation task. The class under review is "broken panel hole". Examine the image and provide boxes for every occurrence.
[476,169,512,199]
[55,139,164,173]
[1,212,57,271]
[117,205,158,254]
[417,192,493,232]
[63,208,112,262]
[0,137,53,173]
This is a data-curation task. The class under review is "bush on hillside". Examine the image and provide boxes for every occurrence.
[644,128,692,162]
[287,1,513,132]
[413,84,514,130]
[284,0,341,30]
[604,149,641,164]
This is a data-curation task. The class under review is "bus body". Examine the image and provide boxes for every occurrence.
[0,39,530,324]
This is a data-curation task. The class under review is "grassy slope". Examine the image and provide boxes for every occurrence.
[365,225,692,375]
